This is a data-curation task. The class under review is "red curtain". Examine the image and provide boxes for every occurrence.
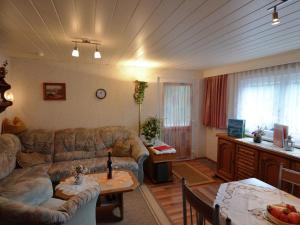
[202,74,228,129]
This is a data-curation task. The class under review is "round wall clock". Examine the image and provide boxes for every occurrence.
[96,88,106,99]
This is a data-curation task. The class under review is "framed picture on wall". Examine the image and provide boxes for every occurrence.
[43,83,66,100]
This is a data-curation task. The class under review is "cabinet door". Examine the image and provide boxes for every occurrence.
[217,139,236,181]
[291,161,300,198]
[235,145,259,180]
[259,152,289,187]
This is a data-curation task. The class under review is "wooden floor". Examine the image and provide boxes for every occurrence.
[145,158,224,225]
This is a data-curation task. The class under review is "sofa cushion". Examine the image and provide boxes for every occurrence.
[48,157,139,182]
[17,129,54,167]
[112,138,132,157]
[0,134,21,179]
[17,151,51,168]
[0,165,53,206]
[2,117,27,134]
[53,127,134,162]
[54,128,107,162]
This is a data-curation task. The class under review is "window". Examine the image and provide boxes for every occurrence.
[163,84,191,127]
[233,62,300,145]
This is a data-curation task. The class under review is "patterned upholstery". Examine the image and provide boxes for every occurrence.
[0,165,52,206]
[0,133,103,225]
[48,157,139,182]
[17,130,54,167]
[51,126,147,182]
[0,185,100,225]
[14,126,148,182]
[0,134,21,179]
[53,127,134,161]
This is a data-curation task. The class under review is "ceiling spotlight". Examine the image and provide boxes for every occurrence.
[72,42,79,57]
[94,46,101,59]
[272,6,280,25]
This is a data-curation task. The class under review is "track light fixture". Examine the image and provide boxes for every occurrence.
[94,45,101,59]
[267,0,289,26]
[272,6,280,26]
[72,42,79,57]
[71,39,102,59]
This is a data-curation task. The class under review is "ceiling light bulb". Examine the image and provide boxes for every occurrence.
[94,46,101,59]
[72,43,79,57]
[272,7,280,25]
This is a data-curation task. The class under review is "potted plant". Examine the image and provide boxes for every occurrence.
[142,117,160,146]
[252,126,265,143]
[72,165,88,185]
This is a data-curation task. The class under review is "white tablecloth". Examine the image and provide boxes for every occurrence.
[214,181,300,225]
[55,176,99,195]
[55,171,133,196]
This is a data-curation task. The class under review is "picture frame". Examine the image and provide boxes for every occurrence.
[43,83,66,100]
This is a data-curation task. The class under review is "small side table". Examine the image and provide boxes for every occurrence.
[144,143,176,183]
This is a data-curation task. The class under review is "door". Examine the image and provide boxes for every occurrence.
[259,152,289,187]
[217,138,236,181]
[163,83,192,159]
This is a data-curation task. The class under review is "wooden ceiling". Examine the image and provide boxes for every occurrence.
[0,0,300,70]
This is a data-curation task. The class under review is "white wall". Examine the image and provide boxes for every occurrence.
[201,49,300,162]
[6,57,205,157]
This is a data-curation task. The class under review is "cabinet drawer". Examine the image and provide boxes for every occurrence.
[235,145,259,179]
[259,152,290,187]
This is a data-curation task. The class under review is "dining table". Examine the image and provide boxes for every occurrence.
[193,178,300,225]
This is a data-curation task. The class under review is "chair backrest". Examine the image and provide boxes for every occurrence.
[182,178,231,225]
[278,163,300,195]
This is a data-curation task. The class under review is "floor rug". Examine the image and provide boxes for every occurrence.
[97,185,171,225]
[173,162,215,186]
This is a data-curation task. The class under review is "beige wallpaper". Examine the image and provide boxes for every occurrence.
[5,57,204,157]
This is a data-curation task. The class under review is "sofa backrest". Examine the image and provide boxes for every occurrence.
[17,130,54,167]
[0,134,21,180]
[53,126,134,162]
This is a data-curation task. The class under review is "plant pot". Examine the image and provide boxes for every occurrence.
[253,135,262,143]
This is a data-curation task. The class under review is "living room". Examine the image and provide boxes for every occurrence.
[0,0,300,225]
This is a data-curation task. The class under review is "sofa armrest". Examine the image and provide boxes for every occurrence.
[131,137,149,165]
[130,137,149,183]
[58,185,100,217]
[0,186,100,225]
[0,196,68,225]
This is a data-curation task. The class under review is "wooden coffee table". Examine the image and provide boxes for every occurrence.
[55,170,139,221]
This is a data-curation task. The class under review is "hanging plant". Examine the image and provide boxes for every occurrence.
[133,80,148,104]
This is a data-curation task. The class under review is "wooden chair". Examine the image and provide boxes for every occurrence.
[182,178,231,225]
[278,163,300,195]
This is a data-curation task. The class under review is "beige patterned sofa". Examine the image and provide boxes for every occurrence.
[0,126,148,225]
[0,133,100,225]
[17,126,148,183]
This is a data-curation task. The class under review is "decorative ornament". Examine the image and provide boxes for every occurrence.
[0,60,13,113]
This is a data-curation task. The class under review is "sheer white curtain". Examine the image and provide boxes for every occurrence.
[230,62,300,144]
[163,83,192,159]
[164,84,191,127]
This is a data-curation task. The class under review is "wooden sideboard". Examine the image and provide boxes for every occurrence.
[216,134,300,197]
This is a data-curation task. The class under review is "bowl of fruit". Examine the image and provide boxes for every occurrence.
[267,204,300,225]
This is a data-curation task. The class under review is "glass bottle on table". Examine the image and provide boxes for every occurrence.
[107,152,112,179]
